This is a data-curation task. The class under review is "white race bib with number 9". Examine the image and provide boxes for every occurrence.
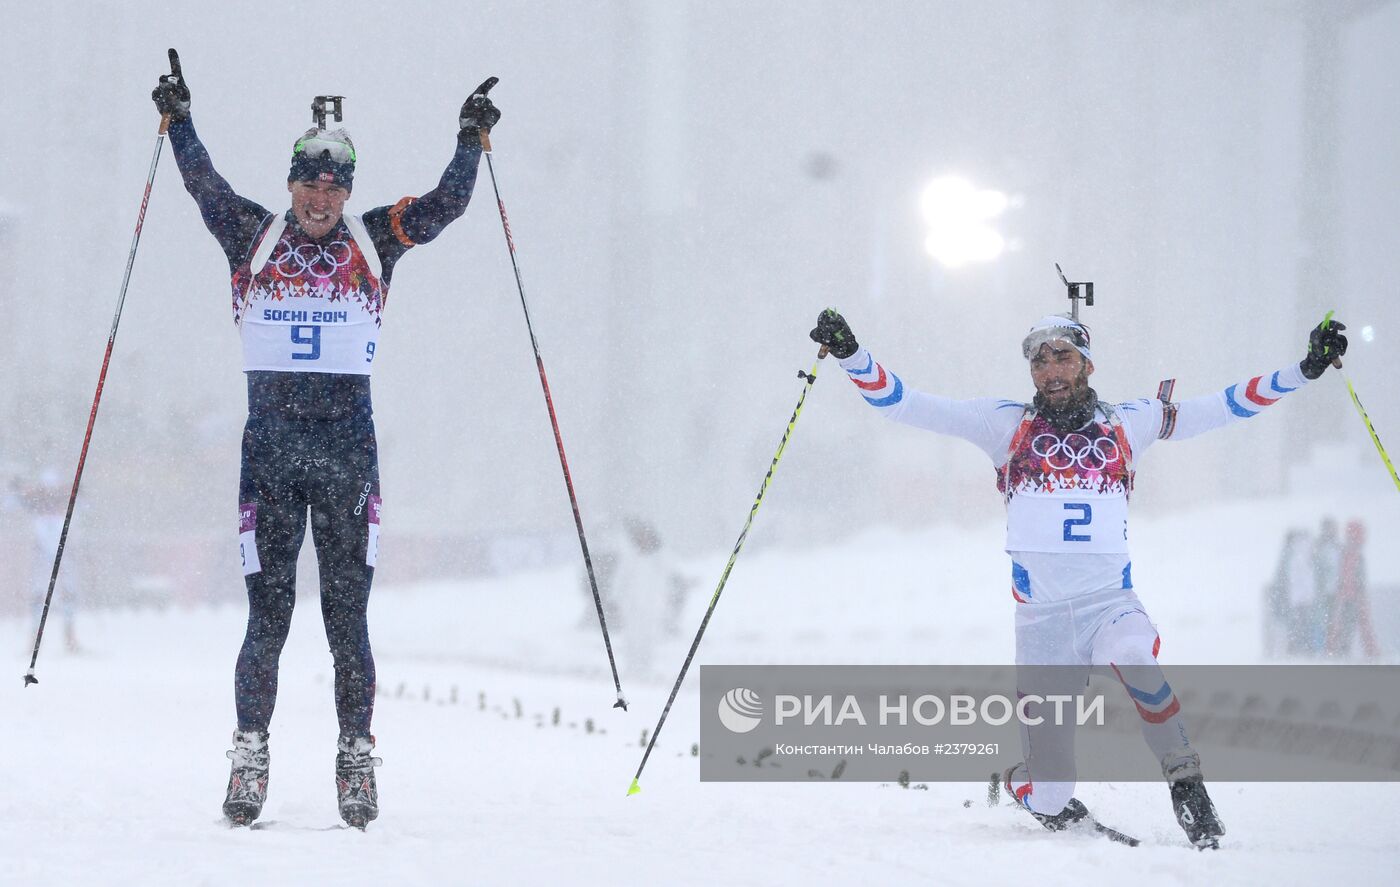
[1004,492,1129,554]
[236,215,386,376]
[241,295,379,375]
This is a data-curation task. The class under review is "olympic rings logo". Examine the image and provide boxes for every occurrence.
[1030,432,1121,471]
[268,239,353,280]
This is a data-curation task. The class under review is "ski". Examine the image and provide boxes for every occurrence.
[986,770,1140,847]
[1084,818,1140,847]
[246,820,352,832]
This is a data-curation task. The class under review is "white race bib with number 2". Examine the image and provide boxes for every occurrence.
[1004,493,1129,554]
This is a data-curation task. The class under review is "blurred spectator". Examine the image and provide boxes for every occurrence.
[1264,528,1309,657]
[0,474,20,616]
[20,468,81,653]
[1300,518,1343,655]
[1325,520,1379,659]
[590,516,694,676]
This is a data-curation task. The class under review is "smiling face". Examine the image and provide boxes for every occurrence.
[1029,341,1094,409]
[288,179,349,239]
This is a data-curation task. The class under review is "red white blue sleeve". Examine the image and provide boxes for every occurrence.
[837,347,1023,462]
[1124,363,1311,452]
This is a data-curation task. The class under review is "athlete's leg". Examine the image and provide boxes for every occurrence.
[234,419,308,732]
[1011,600,1085,816]
[1090,603,1224,846]
[1089,607,1195,769]
[309,418,380,738]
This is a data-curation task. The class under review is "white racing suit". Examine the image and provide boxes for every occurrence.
[839,347,1309,814]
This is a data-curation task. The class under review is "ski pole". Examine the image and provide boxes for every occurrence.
[24,54,177,687]
[474,83,627,711]
[627,345,828,796]
[1322,311,1399,493]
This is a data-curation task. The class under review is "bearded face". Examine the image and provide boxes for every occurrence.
[1030,343,1093,405]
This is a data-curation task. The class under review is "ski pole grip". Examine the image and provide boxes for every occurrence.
[159,49,181,137]
[1320,310,1343,369]
[468,76,498,152]
[818,345,830,359]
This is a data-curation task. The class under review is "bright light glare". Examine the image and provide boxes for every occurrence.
[920,175,1010,268]
[924,228,1005,269]
[1361,325,1374,342]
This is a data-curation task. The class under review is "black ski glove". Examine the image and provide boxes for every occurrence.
[151,48,190,122]
[458,77,501,146]
[809,309,859,359]
[1299,318,1348,380]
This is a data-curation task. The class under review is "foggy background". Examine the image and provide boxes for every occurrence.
[1,0,1397,607]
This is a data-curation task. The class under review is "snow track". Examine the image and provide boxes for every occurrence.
[6,497,1399,885]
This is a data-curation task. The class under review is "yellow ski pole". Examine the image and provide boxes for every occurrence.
[1321,311,1399,493]
[627,345,828,796]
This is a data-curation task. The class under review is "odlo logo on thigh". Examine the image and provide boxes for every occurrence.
[354,483,373,515]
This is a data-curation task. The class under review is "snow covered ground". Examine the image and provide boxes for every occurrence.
[5,493,1399,886]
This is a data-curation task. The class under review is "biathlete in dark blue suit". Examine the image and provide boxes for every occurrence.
[152,55,501,829]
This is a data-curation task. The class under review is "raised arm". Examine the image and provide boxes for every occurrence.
[153,53,272,269]
[361,79,500,273]
[167,118,273,267]
[811,310,1022,461]
[1171,364,1311,440]
[1118,318,1349,451]
[361,138,482,265]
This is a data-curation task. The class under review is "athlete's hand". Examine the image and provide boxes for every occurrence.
[1300,317,1348,380]
[810,309,859,359]
[459,77,501,146]
[152,48,190,122]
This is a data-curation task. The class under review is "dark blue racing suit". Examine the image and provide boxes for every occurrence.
[170,116,480,738]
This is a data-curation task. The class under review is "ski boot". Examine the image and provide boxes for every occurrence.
[996,763,1141,846]
[223,729,270,826]
[1000,763,1085,831]
[1030,796,1093,831]
[1164,754,1224,850]
[335,734,381,829]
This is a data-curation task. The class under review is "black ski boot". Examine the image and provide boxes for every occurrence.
[335,734,381,829]
[1030,797,1091,831]
[997,763,1140,846]
[223,729,270,826]
[1002,763,1087,831]
[1165,755,1224,850]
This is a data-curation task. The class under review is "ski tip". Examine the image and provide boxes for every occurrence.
[614,695,629,712]
[22,671,37,687]
[626,778,641,797]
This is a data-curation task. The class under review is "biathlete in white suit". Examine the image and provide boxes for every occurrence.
[809,307,1349,849]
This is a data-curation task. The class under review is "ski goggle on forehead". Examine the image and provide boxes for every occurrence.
[293,134,356,165]
[1022,325,1091,360]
